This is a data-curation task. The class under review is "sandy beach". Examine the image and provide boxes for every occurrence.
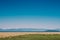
[0,32,60,38]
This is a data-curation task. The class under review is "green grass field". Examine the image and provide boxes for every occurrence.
[0,34,60,40]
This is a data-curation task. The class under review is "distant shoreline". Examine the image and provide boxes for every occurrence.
[0,31,60,32]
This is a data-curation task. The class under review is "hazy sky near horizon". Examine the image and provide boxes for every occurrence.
[0,0,60,29]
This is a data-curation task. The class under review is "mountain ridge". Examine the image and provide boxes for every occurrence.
[0,28,60,32]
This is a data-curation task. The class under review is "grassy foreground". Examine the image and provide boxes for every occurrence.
[0,34,60,40]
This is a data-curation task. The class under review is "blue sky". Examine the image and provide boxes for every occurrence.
[0,0,60,29]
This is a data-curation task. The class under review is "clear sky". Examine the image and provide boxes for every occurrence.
[0,0,60,29]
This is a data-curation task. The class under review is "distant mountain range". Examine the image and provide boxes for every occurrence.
[0,28,60,32]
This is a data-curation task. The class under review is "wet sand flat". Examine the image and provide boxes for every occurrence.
[0,32,60,38]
